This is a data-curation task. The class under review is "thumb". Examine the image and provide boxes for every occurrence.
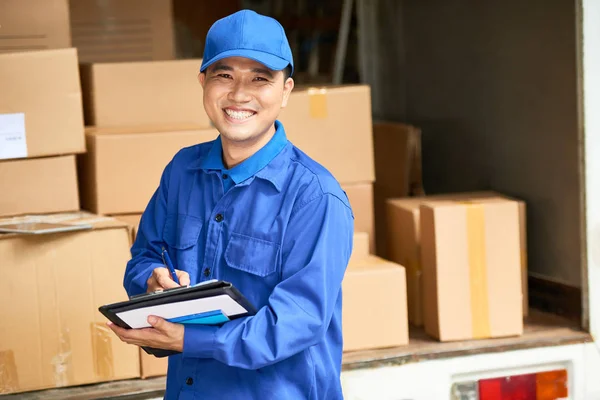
[148,316,167,331]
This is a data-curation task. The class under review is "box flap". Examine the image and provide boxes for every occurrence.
[0,212,129,240]
[347,255,405,273]
[85,125,216,137]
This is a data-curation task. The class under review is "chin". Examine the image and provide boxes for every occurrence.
[219,127,256,143]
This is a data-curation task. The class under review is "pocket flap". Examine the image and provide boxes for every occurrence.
[225,233,280,277]
[162,214,203,249]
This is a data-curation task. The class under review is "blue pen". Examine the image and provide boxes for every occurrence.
[161,247,180,285]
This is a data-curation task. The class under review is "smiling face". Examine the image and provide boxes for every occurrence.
[199,57,294,146]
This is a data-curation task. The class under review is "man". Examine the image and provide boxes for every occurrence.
[108,9,354,400]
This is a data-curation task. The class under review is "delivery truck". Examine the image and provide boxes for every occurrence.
[5,0,599,399]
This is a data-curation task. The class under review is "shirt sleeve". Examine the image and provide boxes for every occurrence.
[182,192,354,369]
[123,161,173,297]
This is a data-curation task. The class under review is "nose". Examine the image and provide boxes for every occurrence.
[228,80,252,103]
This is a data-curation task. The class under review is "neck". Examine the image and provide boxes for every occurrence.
[221,124,277,169]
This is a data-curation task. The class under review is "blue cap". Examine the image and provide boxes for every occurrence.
[200,10,294,75]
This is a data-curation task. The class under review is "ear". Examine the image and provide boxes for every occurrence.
[198,72,206,87]
[281,77,295,108]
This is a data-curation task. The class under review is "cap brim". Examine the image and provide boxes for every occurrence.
[200,49,291,74]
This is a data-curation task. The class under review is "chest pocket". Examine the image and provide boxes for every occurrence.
[224,233,280,277]
[162,214,203,249]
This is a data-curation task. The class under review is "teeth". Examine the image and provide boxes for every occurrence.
[225,109,254,120]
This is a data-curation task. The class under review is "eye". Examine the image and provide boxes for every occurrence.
[254,76,268,82]
[217,73,232,79]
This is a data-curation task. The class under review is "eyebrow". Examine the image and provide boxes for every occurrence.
[210,63,274,78]
[251,68,274,78]
[211,64,234,72]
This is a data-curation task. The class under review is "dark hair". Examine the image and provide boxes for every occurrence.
[283,65,292,81]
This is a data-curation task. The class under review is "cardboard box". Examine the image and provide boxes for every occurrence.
[342,183,375,252]
[343,256,408,352]
[78,126,219,214]
[0,213,140,394]
[386,191,528,326]
[279,85,375,184]
[80,59,209,128]
[115,214,142,240]
[69,0,174,63]
[0,49,85,159]
[420,198,523,341]
[139,351,168,379]
[351,232,370,261]
[0,155,79,217]
[373,122,424,257]
[386,198,425,327]
[0,0,70,53]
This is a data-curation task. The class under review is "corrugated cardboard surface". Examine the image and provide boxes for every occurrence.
[0,0,71,53]
[420,198,523,342]
[386,199,423,326]
[0,49,85,158]
[351,232,370,261]
[111,213,168,378]
[342,183,375,252]
[114,214,142,240]
[373,122,423,257]
[386,192,528,325]
[0,213,139,394]
[0,155,79,217]
[79,126,219,214]
[139,351,168,379]
[80,59,209,127]
[343,256,408,352]
[279,85,375,184]
[69,0,174,63]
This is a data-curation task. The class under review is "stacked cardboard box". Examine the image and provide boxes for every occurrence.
[69,0,175,63]
[0,44,142,393]
[386,193,526,341]
[372,122,424,258]
[0,0,71,53]
[76,57,213,378]
[0,213,140,394]
[343,233,409,352]
[0,48,84,217]
[280,85,376,251]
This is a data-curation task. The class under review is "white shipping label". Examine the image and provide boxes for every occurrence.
[0,113,27,160]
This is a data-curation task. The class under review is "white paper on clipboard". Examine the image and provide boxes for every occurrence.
[116,294,248,329]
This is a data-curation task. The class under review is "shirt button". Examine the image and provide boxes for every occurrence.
[186,377,193,385]
[222,173,229,179]
[203,268,211,277]
[215,213,224,222]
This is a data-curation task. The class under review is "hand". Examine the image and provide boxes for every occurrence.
[107,316,185,352]
[147,267,190,293]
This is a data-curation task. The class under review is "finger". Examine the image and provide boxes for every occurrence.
[107,322,131,343]
[156,270,179,289]
[148,316,173,333]
[176,270,191,286]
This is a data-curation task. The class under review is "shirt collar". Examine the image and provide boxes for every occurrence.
[190,120,289,191]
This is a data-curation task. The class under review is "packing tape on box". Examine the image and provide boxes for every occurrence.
[465,203,491,339]
[91,323,114,380]
[0,350,19,394]
[51,329,74,387]
[307,88,328,119]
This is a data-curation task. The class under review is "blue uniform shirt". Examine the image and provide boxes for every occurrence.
[124,121,354,400]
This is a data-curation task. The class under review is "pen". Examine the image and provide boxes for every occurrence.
[161,247,181,285]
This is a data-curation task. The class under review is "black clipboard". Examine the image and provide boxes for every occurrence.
[99,280,256,358]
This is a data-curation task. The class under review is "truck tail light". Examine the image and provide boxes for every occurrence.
[451,369,568,400]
